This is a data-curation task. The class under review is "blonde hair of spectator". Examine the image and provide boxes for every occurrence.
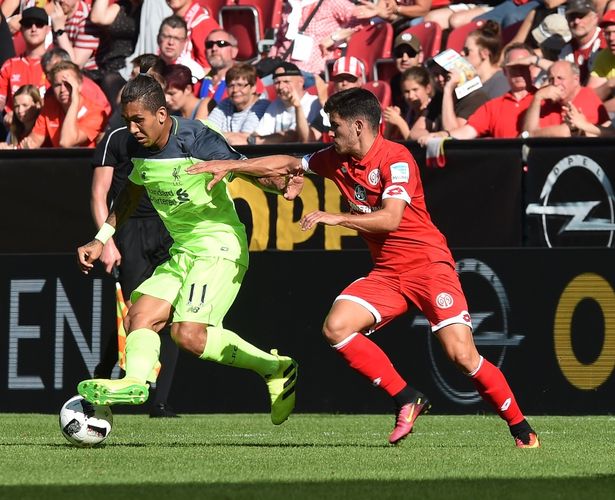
[9,85,42,146]
[49,61,83,84]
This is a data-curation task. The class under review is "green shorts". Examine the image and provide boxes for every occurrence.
[131,254,247,326]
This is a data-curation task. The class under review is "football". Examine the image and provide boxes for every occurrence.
[59,395,113,447]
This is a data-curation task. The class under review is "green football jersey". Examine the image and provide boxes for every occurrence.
[127,117,248,266]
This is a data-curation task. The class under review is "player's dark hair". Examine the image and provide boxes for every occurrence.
[324,88,381,133]
[121,74,166,113]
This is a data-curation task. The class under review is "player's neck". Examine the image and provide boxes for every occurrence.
[151,118,174,150]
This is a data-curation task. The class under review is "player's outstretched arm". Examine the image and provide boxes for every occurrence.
[187,155,303,191]
[239,172,305,200]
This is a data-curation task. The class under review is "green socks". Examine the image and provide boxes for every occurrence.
[125,328,161,384]
[199,326,278,377]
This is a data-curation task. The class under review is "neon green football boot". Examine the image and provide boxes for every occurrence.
[78,377,149,406]
[264,349,298,425]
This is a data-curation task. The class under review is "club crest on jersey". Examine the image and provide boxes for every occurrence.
[354,185,367,201]
[436,292,454,309]
[172,167,181,185]
[368,168,381,186]
[390,162,410,183]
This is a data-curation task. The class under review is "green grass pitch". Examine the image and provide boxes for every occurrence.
[0,414,613,500]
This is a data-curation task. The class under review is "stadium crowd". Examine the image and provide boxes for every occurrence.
[1,0,615,149]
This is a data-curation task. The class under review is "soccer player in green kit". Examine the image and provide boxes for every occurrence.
[76,74,299,425]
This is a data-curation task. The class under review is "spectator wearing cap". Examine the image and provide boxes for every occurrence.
[524,59,610,135]
[49,0,102,74]
[588,10,615,113]
[165,0,221,69]
[206,63,270,145]
[418,43,537,142]
[249,62,322,144]
[157,15,205,82]
[23,60,109,148]
[0,7,49,128]
[462,20,510,99]
[330,56,366,96]
[391,32,424,115]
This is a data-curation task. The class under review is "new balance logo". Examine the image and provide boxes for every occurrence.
[500,397,511,411]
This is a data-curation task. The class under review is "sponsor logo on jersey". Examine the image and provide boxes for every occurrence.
[390,162,409,183]
[354,184,367,202]
[435,292,454,309]
[348,201,374,213]
[368,168,381,186]
[526,155,615,247]
[500,397,511,411]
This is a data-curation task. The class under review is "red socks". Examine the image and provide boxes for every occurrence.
[334,333,407,396]
[470,356,524,426]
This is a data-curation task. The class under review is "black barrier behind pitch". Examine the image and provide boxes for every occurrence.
[1,250,614,414]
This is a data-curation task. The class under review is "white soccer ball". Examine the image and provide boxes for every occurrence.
[59,395,113,447]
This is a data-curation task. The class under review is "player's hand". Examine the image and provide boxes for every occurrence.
[77,239,104,274]
[187,160,234,191]
[300,210,345,230]
[100,238,122,274]
[283,174,304,200]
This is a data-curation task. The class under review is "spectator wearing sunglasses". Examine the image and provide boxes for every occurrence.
[0,7,49,129]
[196,29,239,115]
[390,32,424,117]
[462,20,510,99]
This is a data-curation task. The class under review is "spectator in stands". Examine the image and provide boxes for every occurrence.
[206,63,270,145]
[390,32,424,114]
[424,2,494,31]
[0,12,15,70]
[384,66,439,140]
[157,15,205,81]
[162,64,208,120]
[426,53,489,133]
[50,0,102,75]
[0,84,42,148]
[42,47,112,117]
[165,0,220,69]
[588,10,615,114]
[23,61,109,148]
[196,29,239,112]
[418,43,537,142]
[0,7,49,128]
[129,53,167,80]
[89,0,143,109]
[330,56,366,95]
[268,0,366,84]
[563,100,615,135]
[473,0,544,29]
[353,0,431,33]
[523,59,610,135]
[463,20,510,98]
[248,62,322,144]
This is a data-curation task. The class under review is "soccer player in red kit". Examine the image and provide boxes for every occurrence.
[187,88,539,448]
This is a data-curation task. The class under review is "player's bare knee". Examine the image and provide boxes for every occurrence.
[322,317,353,345]
[171,322,205,355]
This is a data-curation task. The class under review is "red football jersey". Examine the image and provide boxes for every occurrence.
[303,135,455,272]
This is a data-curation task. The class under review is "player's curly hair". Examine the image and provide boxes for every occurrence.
[324,88,381,133]
[121,74,166,113]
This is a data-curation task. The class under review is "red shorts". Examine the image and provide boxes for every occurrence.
[336,262,472,333]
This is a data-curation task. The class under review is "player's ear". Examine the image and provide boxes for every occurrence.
[354,118,364,136]
[157,106,168,124]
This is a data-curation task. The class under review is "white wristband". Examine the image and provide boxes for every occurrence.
[94,222,115,244]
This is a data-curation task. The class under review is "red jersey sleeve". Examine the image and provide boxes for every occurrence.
[380,146,417,206]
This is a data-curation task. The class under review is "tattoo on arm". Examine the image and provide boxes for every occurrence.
[107,182,144,228]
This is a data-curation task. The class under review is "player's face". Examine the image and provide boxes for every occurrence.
[402,78,431,109]
[328,112,358,155]
[158,26,187,61]
[566,10,598,39]
[122,100,167,148]
[13,93,41,124]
